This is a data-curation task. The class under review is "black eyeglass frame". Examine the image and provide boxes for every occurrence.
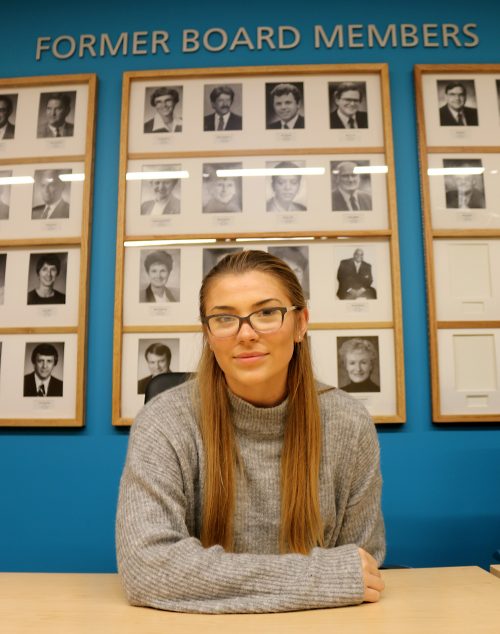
[201,305,301,338]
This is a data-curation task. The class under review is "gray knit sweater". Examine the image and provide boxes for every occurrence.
[116,380,385,613]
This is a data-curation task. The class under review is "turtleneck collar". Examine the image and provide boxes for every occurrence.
[227,389,288,438]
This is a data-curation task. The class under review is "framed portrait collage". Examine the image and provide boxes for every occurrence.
[113,63,406,426]
[0,74,97,426]
[415,64,500,422]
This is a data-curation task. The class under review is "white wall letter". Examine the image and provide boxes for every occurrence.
[314,25,344,49]
[36,36,51,61]
[53,35,77,60]
[152,31,170,54]
[278,26,300,49]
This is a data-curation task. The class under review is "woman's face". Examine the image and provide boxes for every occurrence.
[204,271,308,406]
[345,349,373,384]
[273,175,301,206]
[147,263,169,290]
[38,263,58,289]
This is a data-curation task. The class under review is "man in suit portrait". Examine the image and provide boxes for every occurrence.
[0,95,16,140]
[32,169,70,220]
[137,342,172,394]
[144,87,182,133]
[141,169,180,215]
[330,82,368,129]
[37,92,75,138]
[336,248,377,300]
[439,82,479,126]
[23,343,63,397]
[0,171,11,220]
[204,85,242,132]
[332,161,372,211]
[267,83,305,130]
[445,169,485,209]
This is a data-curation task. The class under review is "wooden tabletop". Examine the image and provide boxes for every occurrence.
[1,566,500,633]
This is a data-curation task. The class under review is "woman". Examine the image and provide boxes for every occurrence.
[117,250,384,613]
[140,250,178,303]
[266,161,306,212]
[27,253,66,305]
[339,338,380,393]
[144,87,182,134]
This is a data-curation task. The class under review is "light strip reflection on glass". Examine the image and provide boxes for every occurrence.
[124,238,216,247]
[0,176,34,185]
[216,168,325,178]
[126,171,190,181]
[59,173,85,182]
[427,167,484,176]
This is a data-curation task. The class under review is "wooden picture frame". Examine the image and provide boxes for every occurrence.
[415,64,500,422]
[0,73,97,427]
[113,64,405,425]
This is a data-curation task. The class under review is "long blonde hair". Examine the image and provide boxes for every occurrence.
[197,250,324,554]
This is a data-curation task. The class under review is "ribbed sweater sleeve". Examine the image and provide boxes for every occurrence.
[115,382,384,614]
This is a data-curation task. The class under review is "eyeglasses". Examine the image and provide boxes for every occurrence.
[202,306,299,338]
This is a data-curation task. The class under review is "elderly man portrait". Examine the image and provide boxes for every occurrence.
[0,95,16,140]
[27,252,66,305]
[331,161,372,212]
[32,169,70,220]
[204,85,242,132]
[439,81,479,126]
[444,160,486,209]
[23,343,63,397]
[137,342,172,394]
[266,83,305,130]
[330,82,368,129]
[202,163,242,214]
[144,87,182,134]
[0,169,11,220]
[337,248,377,300]
[37,92,75,138]
[141,167,181,215]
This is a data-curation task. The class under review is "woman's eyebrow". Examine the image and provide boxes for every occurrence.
[208,298,282,313]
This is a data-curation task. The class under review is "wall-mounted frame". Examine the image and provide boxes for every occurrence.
[0,74,97,427]
[113,64,405,426]
[415,64,500,422]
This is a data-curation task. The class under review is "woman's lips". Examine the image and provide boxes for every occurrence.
[234,352,268,363]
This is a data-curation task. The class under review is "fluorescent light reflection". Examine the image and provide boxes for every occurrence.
[331,165,388,175]
[216,168,325,178]
[126,171,190,181]
[0,176,34,185]
[235,236,315,243]
[59,173,85,182]
[124,238,216,247]
[428,167,484,176]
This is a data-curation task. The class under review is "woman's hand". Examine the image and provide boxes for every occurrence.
[358,547,385,602]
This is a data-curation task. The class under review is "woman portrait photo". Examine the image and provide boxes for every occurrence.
[139,249,180,303]
[117,250,385,614]
[268,245,310,299]
[337,337,380,393]
[27,252,67,305]
[144,86,183,134]
[266,161,307,212]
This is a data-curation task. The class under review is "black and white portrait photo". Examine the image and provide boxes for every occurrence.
[265,82,305,130]
[437,80,478,126]
[266,160,307,212]
[143,86,183,134]
[37,91,76,138]
[496,80,500,120]
[337,336,380,393]
[0,253,6,305]
[137,338,179,394]
[140,164,181,215]
[268,245,310,300]
[331,161,372,212]
[23,341,64,397]
[27,252,67,305]
[329,82,368,129]
[202,162,243,214]
[203,84,242,131]
[336,247,377,300]
[443,158,486,209]
[0,94,17,140]
[32,169,71,220]
[202,247,243,278]
[139,249,180,303]
[0,169,12,220]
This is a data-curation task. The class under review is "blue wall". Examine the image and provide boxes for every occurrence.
[1,0,499,572]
